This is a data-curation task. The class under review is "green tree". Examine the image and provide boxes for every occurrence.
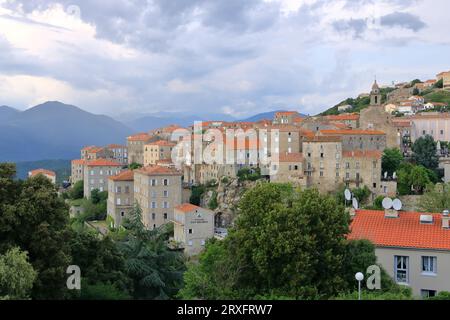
[434,78,443,89]
[120,204,185,299]
[129,163,142,170]
[428,291,450,300]
[418,183,450,212]
[0,168,72,299]
[70,180,84,199]
[351,186,371,203]
[382,148,404,176]
[225,184,349,298]
[190,185,206,206]
[412,135,438,170]
[0,247,37,300]
[208,191,219,210]
[69,230,131,295]
[409,165,431,194]
[79,282,132,300]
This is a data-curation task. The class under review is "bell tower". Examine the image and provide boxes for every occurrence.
[370,79,382,106]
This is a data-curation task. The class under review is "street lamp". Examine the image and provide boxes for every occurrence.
[355,272,364,300]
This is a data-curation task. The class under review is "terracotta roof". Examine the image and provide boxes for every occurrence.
[343,150,382,159]
[425,79,437,84]
[349,210,450,251]
[320,129,385,136]
[86,159,122,167]
[109,170,134,181]
[175,203,203,213]
[82,145,97,151]
[29,169,56,177]
[325,114,359,121]
[128,133,151,142]
[146,140,176,147]
[136,165,182,176]
[277,152,303,163]
[71,159,86,165]
[304,136,342,142]
[107,144,126,149]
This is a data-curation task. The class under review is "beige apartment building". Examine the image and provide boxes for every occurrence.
[106,144,128,165]
[273,111,301,125]
[107,170,134,227]
[133,166,182,229]
[303,136,344,193]
[127,133,155,165]
[28,169,56,184]
[342,150,382,197]
[270,152,306,187]
[350,209,450,298]
[83,160,122,198]
[411,113,450,142]
[81,146,113,161]
[71,159,86,184]
[144,140,176,166]
[318,129,387,151]
[172,203,215,256]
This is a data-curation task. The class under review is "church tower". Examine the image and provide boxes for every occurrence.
[370,80,382,106]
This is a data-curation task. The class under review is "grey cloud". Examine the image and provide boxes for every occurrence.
[333,18,368,39]
[380,12,426,32]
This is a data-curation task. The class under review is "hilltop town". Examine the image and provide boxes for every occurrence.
[8,69,450,300]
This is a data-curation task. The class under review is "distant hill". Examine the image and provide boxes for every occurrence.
[0,101,133,162]
[0,105,20,123]
[15,159,71,183]
[240,110,308,122]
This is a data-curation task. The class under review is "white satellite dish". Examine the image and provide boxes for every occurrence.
[393,199,403,211]
[382,197,393,210]
[344,189,352,201]
[352,198,359,210]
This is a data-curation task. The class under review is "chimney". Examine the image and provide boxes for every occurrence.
[443,210,450,229]
[385,209,399,218]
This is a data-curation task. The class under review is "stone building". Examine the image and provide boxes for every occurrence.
[273,111,301,125]
[71,159,86,184]
[106,144,128,165]
[270,152,306,187]
[83,159,122,198]
[107,170,134,227]
[318,129,386,151]
[127,133,155,165]
[172,203,215,256]
[144,140,176,166]
[410,113,450,142]
[133,166,182,229]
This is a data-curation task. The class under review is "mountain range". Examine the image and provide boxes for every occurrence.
[0,101,306,162]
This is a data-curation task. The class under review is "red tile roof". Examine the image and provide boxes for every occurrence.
[107,144,126,149]
[136,165,182,176]
[348,210,450,251]
[175,203,203,213]
[146,140,176,147]
[29,169,56,177]
[109,170,134,181]
[86,159,122,167]
[128,133,151,142]
[343,150,382,159]
[275,111,299,117]
[71,159,86,165]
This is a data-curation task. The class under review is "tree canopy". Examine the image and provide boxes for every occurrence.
[412,135,438,170]
[382,148,404,176]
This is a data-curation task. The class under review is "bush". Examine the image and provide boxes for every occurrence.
[208,191,218,210]
[70,180,84,199]
[237,167,261,182]
[190,185,206,206]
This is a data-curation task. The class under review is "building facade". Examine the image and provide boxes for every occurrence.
[173,203,214,256]
[133,166,183,229]
[107,170,134,227]
[71,159,86,184]
[83,160,122,198]
[144,140,176,166]
[28,169,56,184]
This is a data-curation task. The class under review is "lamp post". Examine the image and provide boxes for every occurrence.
[355,272,364,300]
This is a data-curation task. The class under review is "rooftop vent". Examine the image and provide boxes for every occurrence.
[443,210,450,229]
[420,215,433,224]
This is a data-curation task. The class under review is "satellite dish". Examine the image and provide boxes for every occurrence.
[384,172,388,179]
[382,197,393,210]
[393,172,397,180]
[352,198,359,210]
[344,189,352,201]
[393,199,403,211]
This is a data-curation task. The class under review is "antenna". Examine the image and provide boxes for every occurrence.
[344,189,352,201]
[382,197,393,210]
[392,199,403,211]
[352,198,359,210]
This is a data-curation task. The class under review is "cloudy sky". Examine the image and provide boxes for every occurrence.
[0,0,449,118]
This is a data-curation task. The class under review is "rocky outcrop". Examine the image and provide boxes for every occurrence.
[201,178,259,228]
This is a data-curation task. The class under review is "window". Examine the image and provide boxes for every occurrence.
[441,130,444,135]
[164,213,168,220]
[188,240,193,246]
[116,198,121,205]
[395,256,409,283]
[422,256,437,274]
[121,211,125,217]
[163,190,169,198]
[163,201,169,209]
[189,229,193,234]
[201,240,206,246]
[320,171,324,177]
[151,202,157,209]
[151,179,157,186]
[163,179,169,186]
[152,213,156,220]
[421,290,437,299]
